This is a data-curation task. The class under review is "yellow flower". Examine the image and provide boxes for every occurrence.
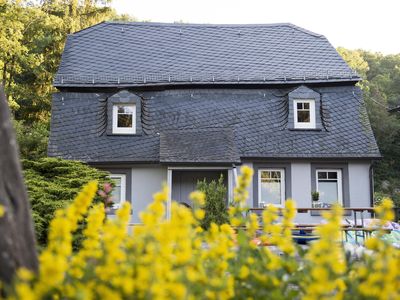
[189,191,206,206]
[0,205,5,217]
[15,283,35,300]
[239,266,250,279]
[365,237,379,250]
[17,268,34,281]
[194,209,205,220]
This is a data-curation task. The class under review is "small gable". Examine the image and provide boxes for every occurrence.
[287,85,323,131]
[106,90,142,135]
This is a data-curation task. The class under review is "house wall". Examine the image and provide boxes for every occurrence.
[292,161,372,223]
[96,165,167,224]
[131,166,168,223]
[98,161,372,225]
[348,162,371,207]
[241,160,372,223]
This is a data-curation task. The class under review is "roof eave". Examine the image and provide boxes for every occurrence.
[53,78,361,88]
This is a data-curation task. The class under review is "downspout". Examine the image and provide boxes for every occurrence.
[232,164,238,186]
[369,163,374,207]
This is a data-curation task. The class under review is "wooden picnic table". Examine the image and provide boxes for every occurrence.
[249,207,375,238]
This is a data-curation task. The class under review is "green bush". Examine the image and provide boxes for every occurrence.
[196,175,229,229]
[22,157,110,248]
[13,120,49,160]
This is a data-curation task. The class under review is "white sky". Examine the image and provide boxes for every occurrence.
[112,0,400,54]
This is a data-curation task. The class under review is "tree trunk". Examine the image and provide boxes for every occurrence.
[0,85,38,284]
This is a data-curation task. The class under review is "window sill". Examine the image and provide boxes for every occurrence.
[107,133,142,136]
[288,128,322,132]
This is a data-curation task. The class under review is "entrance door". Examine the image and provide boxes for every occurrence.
[172,170,228,207]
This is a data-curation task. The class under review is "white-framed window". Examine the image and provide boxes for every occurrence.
[258,169,285,207]
[110,174,126,209]
[294,99,316,129]
[112,104,136,134]
[316,169,343,206]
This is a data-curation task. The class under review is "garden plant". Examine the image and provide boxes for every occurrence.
[0,166,399,299]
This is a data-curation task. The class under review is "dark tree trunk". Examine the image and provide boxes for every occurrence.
[0,85,38,284]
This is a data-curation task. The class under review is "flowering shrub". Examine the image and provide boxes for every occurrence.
[1,166,399,299]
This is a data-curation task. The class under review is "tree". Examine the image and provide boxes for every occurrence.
[338,48,400,205]
[0,85,38,283]
[23,157,111,248]
[196,176,229,229]
[0,0,133,123]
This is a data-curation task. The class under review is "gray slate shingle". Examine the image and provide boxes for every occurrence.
[54,22,358,87]
[160,128,240,163]
[48,86,381,163]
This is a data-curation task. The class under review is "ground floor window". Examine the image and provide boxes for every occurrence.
[316,169,343,206]
[110,174,126,209]
[258,169,285,207]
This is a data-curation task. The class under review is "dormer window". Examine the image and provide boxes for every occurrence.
[294,99,315,129]
[112,104,136,134]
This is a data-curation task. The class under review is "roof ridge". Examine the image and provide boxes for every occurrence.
[285,23,323,38]
[71,21,108,36]
[88,21,324,39]
[103,21,316,30]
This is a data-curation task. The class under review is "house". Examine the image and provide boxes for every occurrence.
[49,22,380,223]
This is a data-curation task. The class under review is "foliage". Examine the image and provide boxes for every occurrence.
[13,119,49,160]
[196,175,229,230]
[22,157,110,248]
[0,0,134,123]
[338,48,400,206]
[1,166,399,299]
[311,191,319,201]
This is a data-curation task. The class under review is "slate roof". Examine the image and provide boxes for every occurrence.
[54,22,359,87]
[160,129,240,163]
[48,86,381,163]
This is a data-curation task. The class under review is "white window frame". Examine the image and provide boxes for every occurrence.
[316,169,343,205]
[110,174,126,209]
[112,104,136,134]
[294,99,316,129]
[258,168,285,208]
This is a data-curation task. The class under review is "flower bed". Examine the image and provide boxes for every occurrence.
[1,166,399,299]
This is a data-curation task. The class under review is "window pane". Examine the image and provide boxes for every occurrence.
[328,172,338,179]
[260,181,282,205]
[111,178,122,207]
[303,102,310,109]
[297,111,310,122]
[118,114,133,128]
[318,172,327,179]
[261,171,271,179]
[318,181,338,205]
[273,171,281,179]
[118,106,135,114]
[297,103,303,110]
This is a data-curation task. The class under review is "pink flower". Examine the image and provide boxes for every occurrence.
[98,190,107,198]
[103,183,112,194]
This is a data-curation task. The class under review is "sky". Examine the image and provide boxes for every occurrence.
[112,0,400,55]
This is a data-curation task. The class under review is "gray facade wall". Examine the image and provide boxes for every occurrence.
[348,162,371,207]
[131,166,168,223]
[98,161,372,225]
[97,164,167,224]
[242,160,372,223]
